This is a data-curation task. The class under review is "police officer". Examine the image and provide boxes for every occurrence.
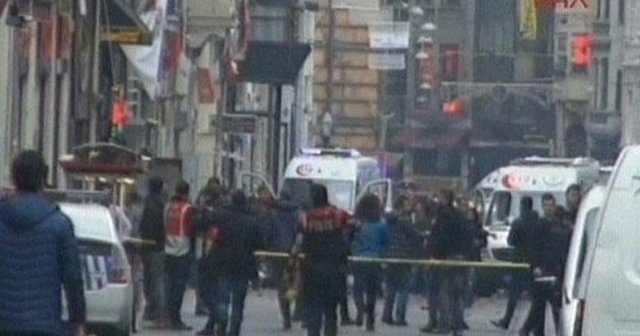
[297,184,350,336]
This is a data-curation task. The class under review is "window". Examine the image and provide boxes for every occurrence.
[616,70,623,111]
[573,208,601,297]
[558,34,568,53]
[441,44,461,81]
[620,0,625,24]
[487,191,511,226]
[604,0,610,20]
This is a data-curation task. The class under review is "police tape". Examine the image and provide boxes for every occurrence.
[253,251,530,270]
[118,240,529,270]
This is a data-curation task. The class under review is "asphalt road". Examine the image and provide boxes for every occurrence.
[136,289,556,336]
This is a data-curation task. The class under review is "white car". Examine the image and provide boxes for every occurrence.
[61,203,134,336]
[559,186,604,336]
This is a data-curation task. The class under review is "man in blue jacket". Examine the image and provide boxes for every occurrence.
[0,150,87,336]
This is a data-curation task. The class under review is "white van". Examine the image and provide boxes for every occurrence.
[577,145,640,335]
[240,148,391,214]
[559,186,605,336]
[483,157,600,262]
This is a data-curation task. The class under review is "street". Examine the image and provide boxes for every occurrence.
[137,289,554,336]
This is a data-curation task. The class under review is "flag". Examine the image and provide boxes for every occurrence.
[198,68,216,103]
[520,0,539,40]
[120,0,167,99]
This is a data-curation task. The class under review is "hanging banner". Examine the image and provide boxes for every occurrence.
[369,22,409,49]
[368,53,405,70]
[198,68,216,103]
[120,0,167,99]
[520,0,538,40]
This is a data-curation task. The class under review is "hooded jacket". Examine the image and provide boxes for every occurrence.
[140,193,167,252]
[271,200,301,252]
[0,194,86,335]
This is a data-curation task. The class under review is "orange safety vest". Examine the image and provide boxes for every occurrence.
[166,201,194,238]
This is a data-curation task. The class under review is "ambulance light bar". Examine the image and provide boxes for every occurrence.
[510,156,598,167]
[300,148,361,158]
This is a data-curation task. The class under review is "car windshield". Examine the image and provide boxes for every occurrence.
[60,205,114,240]
[282,178,354,212]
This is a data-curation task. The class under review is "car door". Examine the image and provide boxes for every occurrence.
[582,146,640,335]
[238,172,276,200]
[356,178,393,213]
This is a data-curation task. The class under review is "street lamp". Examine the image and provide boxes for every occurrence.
[421,22,437,31]
[409,6,424,16]
[321,111,334,148]
[415,50,429,60]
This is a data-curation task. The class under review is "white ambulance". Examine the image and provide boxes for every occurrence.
[240,148,392,214]
[482,156,600,262]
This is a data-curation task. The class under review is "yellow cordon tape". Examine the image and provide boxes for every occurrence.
[253,251,530,270]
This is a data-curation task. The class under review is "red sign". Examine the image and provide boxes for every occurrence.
[535,0,590,11]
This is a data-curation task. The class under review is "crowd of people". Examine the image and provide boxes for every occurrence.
[0,150,582,336]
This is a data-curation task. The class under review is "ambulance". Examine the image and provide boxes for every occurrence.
[482,156,600,262]
[240,148,392,214]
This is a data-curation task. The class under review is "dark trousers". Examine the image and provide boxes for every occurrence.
[202,276,250,336]
[339,275,351,322]
[142,250,165,320]
[522,282,560,336]
[383,265,413,322]
[165,253,192,325]
[440,261,468,332]
[501,271,530,325]
[426,270,443,327]
[353,264,380,327]
[304,272,342,336]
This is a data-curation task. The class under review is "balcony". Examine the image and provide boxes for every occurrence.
[187,0,236,35]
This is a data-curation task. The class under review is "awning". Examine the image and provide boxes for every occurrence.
[60,143,150,176]
[236,41,311,84]
[101,0,152,45]
[395,127,470,150]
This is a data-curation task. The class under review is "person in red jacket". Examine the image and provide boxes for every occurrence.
[298,184,350,336]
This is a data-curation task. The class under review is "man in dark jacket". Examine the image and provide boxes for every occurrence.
[520,194,572,336]
[430,189,473,336]
[198,191,264,336]
[271,190,301,330]
[492,196,538,330]
[382,195,421,326]
[140,176,168,324]
[0,151,86,336]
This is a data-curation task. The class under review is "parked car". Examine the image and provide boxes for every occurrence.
[61,202,133,336]
[559,186,604,336]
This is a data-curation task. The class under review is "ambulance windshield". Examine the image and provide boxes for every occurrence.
[282,178,354,212]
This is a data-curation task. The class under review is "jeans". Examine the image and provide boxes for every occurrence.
[382,265,413,322]
[165,253,192,325]
[142,250,166,321]
[272,260,292,326]
[500,270,531,325]
[353,264,380,327]
[222,278,250,336]
[440,257,468,332]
